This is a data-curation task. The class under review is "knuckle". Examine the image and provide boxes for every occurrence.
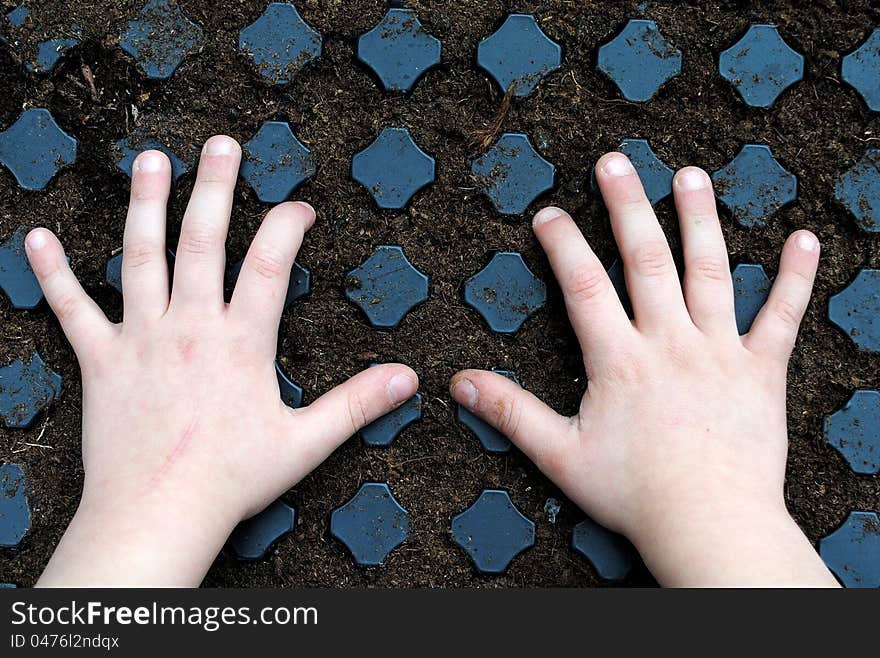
[770,297,802,329]
[631,241,674,277]
[123,241,161,271]
[53,291,82,323]
[346,393,370,435]
[689,256,728,282]
[491,395,523,439]
[247,245,288,281]
[564,263,610,303]
[178,224,218,257]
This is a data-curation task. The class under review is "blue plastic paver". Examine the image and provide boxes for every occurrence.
[0,352,61,429]
[572,516,639,581]
[464,252,546,334]
[330,482,410,566]
[352,127,435,210]
[241,121,315,204]
[451,489,535,574]
[823,390,880,475]
[120,0,203,80]
[719,24,804,108]
[0,463,30,548]
[357,8,441,93]
[828,269,880,353]
[239,3,322,85]
[607,258,632,318]
[114,135,191,181]
[0,108,77,191]
[819,511,880,588]
[456,370,520,453]
[834,148,880,233]
[5,6,29,27]
[228,258,310,308]
[276,361,303,409]
[28,32,81,74]
[0,584,16,588]
[0,228,42,309]
[472,133,555,216]
[712,144,797,227]
[228,499,296,560]
[592,139,674,206]
[733,263,771,335]
[597,19,682,102]
[361,365,421,447]
[105,249,175,294]
[842,29,880,112]
[345,245,428,328]
[476,13,561,97]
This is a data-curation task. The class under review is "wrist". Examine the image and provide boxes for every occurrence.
[38,481,239,587]
[629,496,837,587]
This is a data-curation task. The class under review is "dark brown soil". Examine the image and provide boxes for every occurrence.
[1,0,879,588]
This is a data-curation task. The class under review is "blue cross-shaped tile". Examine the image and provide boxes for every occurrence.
[834,149,880,233]
[607,258,632,318]
[597,19,682,102]
[819,511,880,588]
[823,390,880,475]
[733,263,771,335]
[105,249,175,294]
[0,6,28,48]
[345,245,428,328]
[712,144,797,228]
[114,135,191,181]
[572,516,639,581]
[0,352,61,429]
[27,29,81,74]
[330,482,410,566]
[0,584,16,588]
[0,463,30,548]
[357,8,441,93]
[238,2,322,85]
[828,269,880,353]
[228,258,310,308]
[120,0,203,80]
[719,25,804,108]
[228,499,296,560]
[0,108,77,191]
[276,361,303,409]
[472,133,555,216]
[591,139,674,206]
[352,127,435,210]
[241,121,315,204]
[842,29,880,112]
[361,365,421,447]
[464,252,546,334]
[0,228,42,309]
[451,489,535,574]
[476,13,561,97]
[456,370,520,453]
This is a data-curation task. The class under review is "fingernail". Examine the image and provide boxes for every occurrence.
[797,232,819,252]
[600,154,635,177]
[25,229,48,251]
[675,167,711,191]
[387,373,416,405]
[204,136,236,156]
[135,151,164,173]
[533,206,565,226]
[452,378,478,409]
[294,201,316,228]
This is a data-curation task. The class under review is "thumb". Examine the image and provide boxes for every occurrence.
[450,369,575,476]
[287,364,419,477]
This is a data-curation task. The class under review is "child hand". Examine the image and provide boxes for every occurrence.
[451,153,838,587]
[29,136,418,586]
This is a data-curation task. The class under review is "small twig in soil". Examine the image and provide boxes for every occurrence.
[469,85,515,150]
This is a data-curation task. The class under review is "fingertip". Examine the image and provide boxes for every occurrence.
[596,151,635,178]
[25,227,51,252]
[532,206,567,228]
[134,149,170,174]
[673,166,712,191]
[203,134,240,157]
[792,230,820,255]
[293,201,316,229]
[450,372,478,409]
